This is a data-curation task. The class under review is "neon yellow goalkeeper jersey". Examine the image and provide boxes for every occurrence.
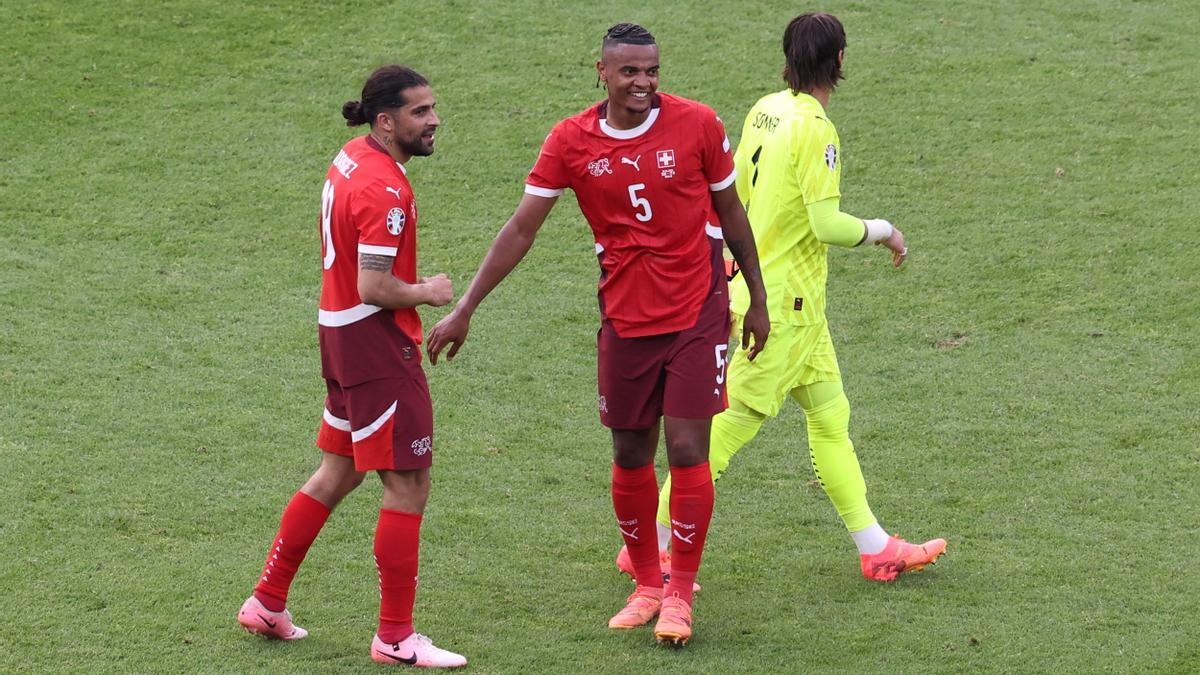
[731,90,842,326]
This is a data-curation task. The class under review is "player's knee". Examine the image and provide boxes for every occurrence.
[379,468,431,512]
[611,427,658,468]
[727,397,768,425]
[805,392,851,438]
[665,436,708,467]
[667,447,708,467]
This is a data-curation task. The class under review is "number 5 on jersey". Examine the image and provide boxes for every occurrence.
[627,183,652,222]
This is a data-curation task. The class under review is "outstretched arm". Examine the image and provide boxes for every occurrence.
[426,193,558,363]
[711,185,770,360]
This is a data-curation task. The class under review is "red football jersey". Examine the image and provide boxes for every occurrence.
[317,136,423,386]
[526,93,735,338]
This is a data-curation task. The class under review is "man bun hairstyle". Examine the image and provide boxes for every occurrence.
[341,64,429,127]
[602,22,656,50]
[341,100,368,126]
[782,12,846,94]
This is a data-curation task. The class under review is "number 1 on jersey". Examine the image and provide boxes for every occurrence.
[627,183,653,222]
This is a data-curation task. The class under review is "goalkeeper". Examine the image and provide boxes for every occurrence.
[620,11,946,583]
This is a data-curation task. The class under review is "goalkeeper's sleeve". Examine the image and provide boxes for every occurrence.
[806,197,893,248]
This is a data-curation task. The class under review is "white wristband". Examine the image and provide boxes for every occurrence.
[862,218,894,244]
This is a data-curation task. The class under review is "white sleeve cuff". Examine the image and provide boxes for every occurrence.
[358,243,398,256]
[524,184,564,198]
[862,219,894,244]
[708,169,737,191]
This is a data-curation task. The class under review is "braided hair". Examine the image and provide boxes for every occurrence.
[602,22,656,50]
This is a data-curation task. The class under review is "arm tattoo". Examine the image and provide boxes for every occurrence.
[359,253,394,272]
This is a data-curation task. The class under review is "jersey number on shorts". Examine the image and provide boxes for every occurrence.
[714,344,729,385]
[321,179,336,269]
[627,183,653,222]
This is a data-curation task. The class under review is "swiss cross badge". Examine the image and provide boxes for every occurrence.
[656,149,676,179]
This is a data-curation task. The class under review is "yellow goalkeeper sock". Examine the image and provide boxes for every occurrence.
[792,381,877,532]
[656,397,765,531]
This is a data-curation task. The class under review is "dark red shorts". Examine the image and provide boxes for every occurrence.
[596,288,731,429]
[316,375,434,471]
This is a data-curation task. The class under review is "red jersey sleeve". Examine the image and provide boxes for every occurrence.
[351,179,413,257]
[700,108,737,191]
[525,124,570,198]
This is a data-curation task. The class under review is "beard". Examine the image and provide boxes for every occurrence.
[399,134,434,157]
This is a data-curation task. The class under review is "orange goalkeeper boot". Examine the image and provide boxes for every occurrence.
[860,535,947,581]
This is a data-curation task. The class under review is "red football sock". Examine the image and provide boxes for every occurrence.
[375,509,422,643]
[665,463,713,605]
[253,490,332,611]
[611,463,663,588]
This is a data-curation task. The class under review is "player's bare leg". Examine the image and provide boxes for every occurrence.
[379,467,431,513]
[240,452,364,640]
[302,452,368,507]
[653,416,713,645]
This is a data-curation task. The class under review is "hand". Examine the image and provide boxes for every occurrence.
[421,273,454,307]
[426,307,471,364]
[878,226,907,267]
[741,302,770,361]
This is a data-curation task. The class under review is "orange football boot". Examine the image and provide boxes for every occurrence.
[653,593,693,645]
[608,585,664,629]
[860,535,947,581]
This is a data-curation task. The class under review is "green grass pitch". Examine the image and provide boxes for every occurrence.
[1,0,1198,672]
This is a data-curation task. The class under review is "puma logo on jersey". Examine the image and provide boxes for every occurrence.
[385,186,404,199]
[621,155,642,171]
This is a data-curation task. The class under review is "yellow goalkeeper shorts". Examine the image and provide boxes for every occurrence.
[726,314,841,417]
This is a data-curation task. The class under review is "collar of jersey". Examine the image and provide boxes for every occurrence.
[790,90,827,116]
[364,134,408,174]
[599,105,660,140]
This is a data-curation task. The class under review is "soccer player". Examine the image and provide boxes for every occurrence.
[236,65,467,668]
[426,24,770,645]
[621,12,947,584]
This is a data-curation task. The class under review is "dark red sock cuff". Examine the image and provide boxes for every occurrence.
[612,462,656,488]
[668,462,711,489]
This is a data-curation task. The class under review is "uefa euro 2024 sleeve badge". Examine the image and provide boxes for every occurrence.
[386,207,406,235]
[825,144,837,171]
